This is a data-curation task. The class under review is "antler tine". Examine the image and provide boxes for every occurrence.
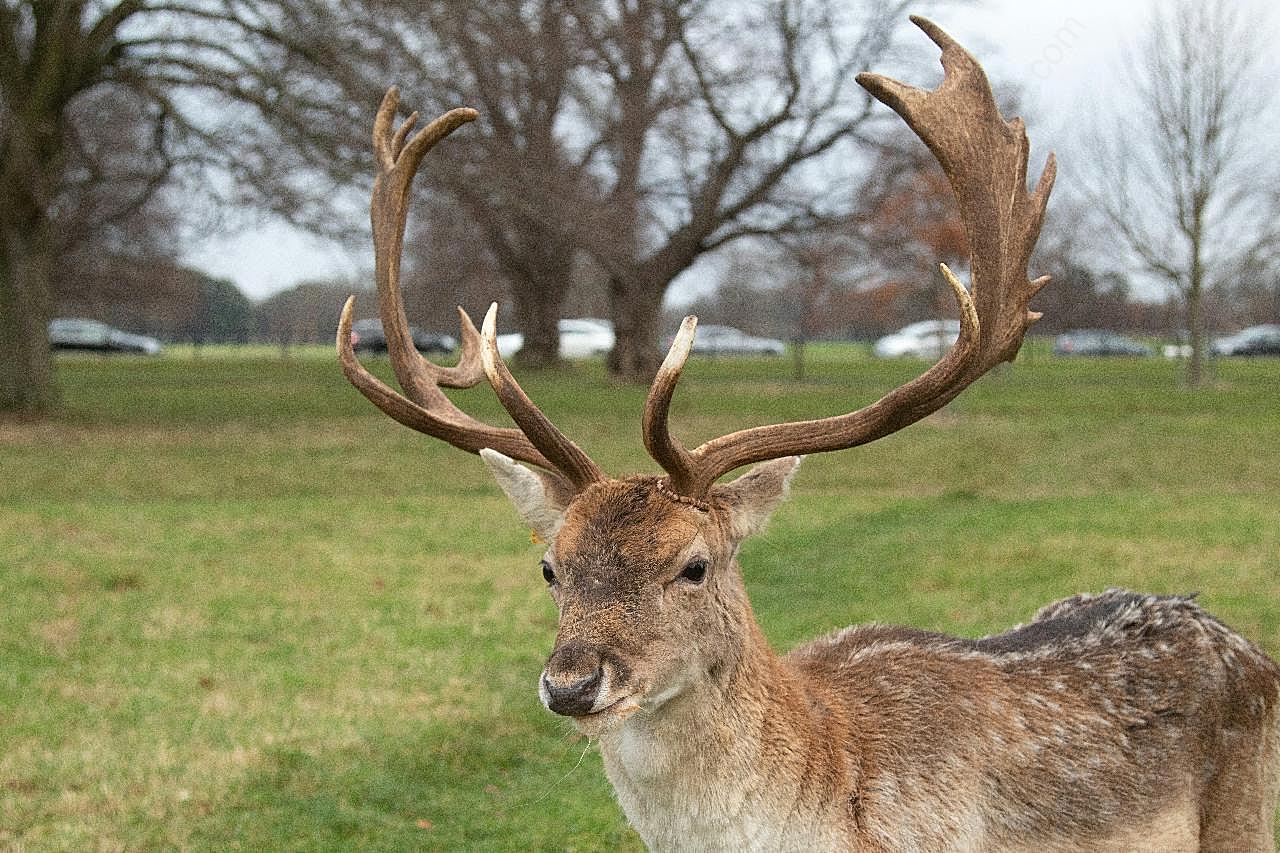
[857,15,1056,372]
[479,305,606,491]
[338,297,559,477]
[642,18,1052,498]
[644,268,980,497]
[390,110,419,161]
[338,89,583,492]
[643,316,700,494]
[369,90,485,399]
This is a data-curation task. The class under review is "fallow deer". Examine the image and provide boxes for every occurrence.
[337,18,1280,852]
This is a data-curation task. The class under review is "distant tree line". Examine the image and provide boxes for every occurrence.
[65,238,1276,355]
[49,250,606,352]
[678,144,1280,345]
[679,242,1280,345]
[53,262,337,350]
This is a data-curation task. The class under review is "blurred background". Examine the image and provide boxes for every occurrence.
[3,0,1279,849]
[3,0,1278,408]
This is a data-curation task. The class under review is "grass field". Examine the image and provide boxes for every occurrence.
[2,345,1278,850]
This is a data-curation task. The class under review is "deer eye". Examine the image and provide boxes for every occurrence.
[678,559,708,584]
[540,560,556,585]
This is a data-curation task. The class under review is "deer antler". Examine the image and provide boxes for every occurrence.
[477,304,606,488]
[644,16,1056,498]
[338,88,603,492]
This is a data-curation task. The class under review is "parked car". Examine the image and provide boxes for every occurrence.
[350,318,456,355]
[1052,329,1152,357]
[496,332,524,358]
[557,318,615,358]
[49,318,163,355]
[1161,328,1192,359]
[669,324,785,356]
[491,318,615,360]
[1211,324,1280,356]
[873,319,961,358]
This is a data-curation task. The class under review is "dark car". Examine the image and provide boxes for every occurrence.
[1211,324,1280,357]
[350,318,456,355]
[49,318,163,355]
[1053,329,1152,358]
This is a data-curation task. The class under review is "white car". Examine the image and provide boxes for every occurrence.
[495,332,524,358]
[557,318,615,358]
[493,318,615,359]
[873,319,961,359]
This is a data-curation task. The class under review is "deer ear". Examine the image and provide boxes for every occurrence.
[480,449,570,542]
[713,456,802,541]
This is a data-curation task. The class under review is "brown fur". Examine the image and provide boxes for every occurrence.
[530,473,1280,852]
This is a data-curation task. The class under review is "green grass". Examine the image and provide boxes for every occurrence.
[4,345,1279,850]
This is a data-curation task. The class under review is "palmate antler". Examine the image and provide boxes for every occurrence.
[337,88,604,494]
[340,18,1053,506]
[644,16,1056,499]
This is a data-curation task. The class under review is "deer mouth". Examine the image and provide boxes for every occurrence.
[572,695,640,727]
[576,695,627,718]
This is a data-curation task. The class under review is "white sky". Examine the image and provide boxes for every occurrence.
[181,0,1261,303]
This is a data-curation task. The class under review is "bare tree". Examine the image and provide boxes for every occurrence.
[775,229,859,379]
[0,0,383,415]
[571,0,917,379]
[244,0,611,369]
[1083,0,1280,385]
[400,194,509,335]
[295,0,925,379]
[391,0,593,368]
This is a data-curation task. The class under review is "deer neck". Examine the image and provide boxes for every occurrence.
[596,590,856,851]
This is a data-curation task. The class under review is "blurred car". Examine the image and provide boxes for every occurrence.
[671,324,785,356]
[49,318,163,355]
[494,318,615,360]
[557,318,615,358]
[873,319,961,358]
[1211,324,1280,356]
[349,318,456,355]
[1052,329,1152,357]
[495,332,524,358]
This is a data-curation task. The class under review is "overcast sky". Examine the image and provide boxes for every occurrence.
[182,0,1272,304]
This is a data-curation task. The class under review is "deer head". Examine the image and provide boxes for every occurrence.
[338,16,1054,734]
[482,448,801,733]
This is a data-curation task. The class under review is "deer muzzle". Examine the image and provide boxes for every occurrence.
[539,645,614,717]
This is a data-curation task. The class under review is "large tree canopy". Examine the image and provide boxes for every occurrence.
[257,0,926,377]
[2,0,936,414]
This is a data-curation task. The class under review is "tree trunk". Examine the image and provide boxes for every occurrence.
[0,215,56,415]
[511,274,564,369]
[1186,218,1205,387]
[1186,284,1204,386]
[607,273,664,381]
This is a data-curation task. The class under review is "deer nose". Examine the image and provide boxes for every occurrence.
[541,663,605,717]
